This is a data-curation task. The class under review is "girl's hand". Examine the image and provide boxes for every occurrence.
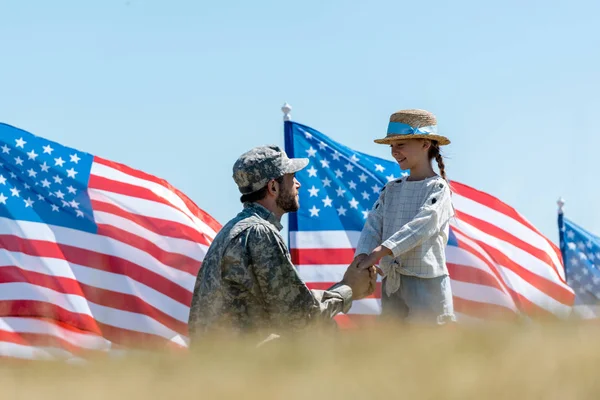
[356,246,392,276]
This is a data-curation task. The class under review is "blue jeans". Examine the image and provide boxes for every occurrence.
[381,274,456,325]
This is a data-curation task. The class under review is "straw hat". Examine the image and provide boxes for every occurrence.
[374,109,450,145]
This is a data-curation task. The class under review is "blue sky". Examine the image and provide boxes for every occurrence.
[1,0,598,244]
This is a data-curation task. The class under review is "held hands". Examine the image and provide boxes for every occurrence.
[356,246,392,276]
[342,261,377,300]
[342,246,393,300]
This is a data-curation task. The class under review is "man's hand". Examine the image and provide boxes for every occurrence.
[341,263,377,300]
[349,253,368,269]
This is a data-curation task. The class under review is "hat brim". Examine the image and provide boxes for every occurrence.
[374,134,451,146]
[282,158,309,174]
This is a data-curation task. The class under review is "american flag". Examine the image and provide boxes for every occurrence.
[284,120,574,326]
[559,212,600,319]
[0,123,221,361]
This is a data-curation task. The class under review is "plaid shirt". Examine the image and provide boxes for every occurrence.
[355,176,454,281]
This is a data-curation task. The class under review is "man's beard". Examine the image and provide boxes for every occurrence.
[276,188,299,212]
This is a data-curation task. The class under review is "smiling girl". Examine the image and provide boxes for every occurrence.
[353,109,456,325]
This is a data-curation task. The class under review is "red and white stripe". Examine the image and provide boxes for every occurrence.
[0,156,221,359]
[291,180,575,327]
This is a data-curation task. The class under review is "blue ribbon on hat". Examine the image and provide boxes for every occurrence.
[387,122,438,136]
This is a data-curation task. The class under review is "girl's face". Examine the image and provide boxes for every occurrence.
[390,139,430,170]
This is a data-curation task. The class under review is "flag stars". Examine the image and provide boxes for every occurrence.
[14,156,24,166]
[334,169,343,178]
[1,145,9,154]
[375,164,385,172]
[317,141,327,150]
[348,198,359,209]
[332,151,341,161]
[337,206,347,216]
[306,147,317,157]
[76,210,84,218]
[55,190,65,199]
[0,175,5,185]
[67,185,76,194]
[54,157,65,167]
[0,193,7,204]
[69,199,80,209]
[27,149,38,160]
[70,154,81,164]
[66,168,78,178]
[348,181,357,190]
[308,186,320,197]
[309,205,320,217]
[40,162,50,173]
[568,242,577,250]
[358,173,368,183]
[41,179,51,188]
[322,196,333,207]
[15,138,26,148]
[43,145,54,154]
[362,211,369,219]
[61,200,70,208]
[345,163,354,172]
[24,197,34,208]
[304,132,313,140]
[350,154,359,163]
[307,166,318,177]
[361,191,370,200]
[322,177,332,187]
[10,187,20,197]
[23,183,30,190]
[51,204,59,212]
[37,194,44,201]
[386,174,395,182]
[53,175,63,184]
[9,172,16,179]
[336,187,346,197]
[27,168,37,178]
[371,184,381,193]
[320,159,330,169]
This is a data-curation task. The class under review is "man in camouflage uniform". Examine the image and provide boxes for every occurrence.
[188,145,375,343]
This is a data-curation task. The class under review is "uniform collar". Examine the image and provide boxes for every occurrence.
[243,202,283,231]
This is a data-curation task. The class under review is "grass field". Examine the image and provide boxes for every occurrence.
[2,320,600,399]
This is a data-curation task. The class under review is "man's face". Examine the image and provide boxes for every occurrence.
[275,173,300,212]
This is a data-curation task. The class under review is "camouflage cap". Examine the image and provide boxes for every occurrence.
[232,145,309,195]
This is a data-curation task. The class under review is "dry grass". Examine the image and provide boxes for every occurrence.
[2,320,600,399]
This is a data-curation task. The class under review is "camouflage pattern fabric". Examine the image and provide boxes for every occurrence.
[188,202,352,343]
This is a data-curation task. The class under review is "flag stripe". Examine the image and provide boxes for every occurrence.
[454,209,564,281]
[451,225,573,305]
[91,159,218,238]
[92,200,212,250]
[96,223,202,275]
[0,232,192,305]
[0,266,188,332]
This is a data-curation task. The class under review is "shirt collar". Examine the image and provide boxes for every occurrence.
[243,202,283,231]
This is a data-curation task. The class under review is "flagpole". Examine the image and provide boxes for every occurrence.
[557,197,565,215]
[557,197,567,280]
[282,102,292,121]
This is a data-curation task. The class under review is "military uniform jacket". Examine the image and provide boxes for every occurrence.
[188,202,353,340]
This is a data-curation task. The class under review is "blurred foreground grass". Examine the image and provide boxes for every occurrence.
[2,320,600,399]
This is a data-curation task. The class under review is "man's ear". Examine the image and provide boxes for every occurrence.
[266,179,278,196]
